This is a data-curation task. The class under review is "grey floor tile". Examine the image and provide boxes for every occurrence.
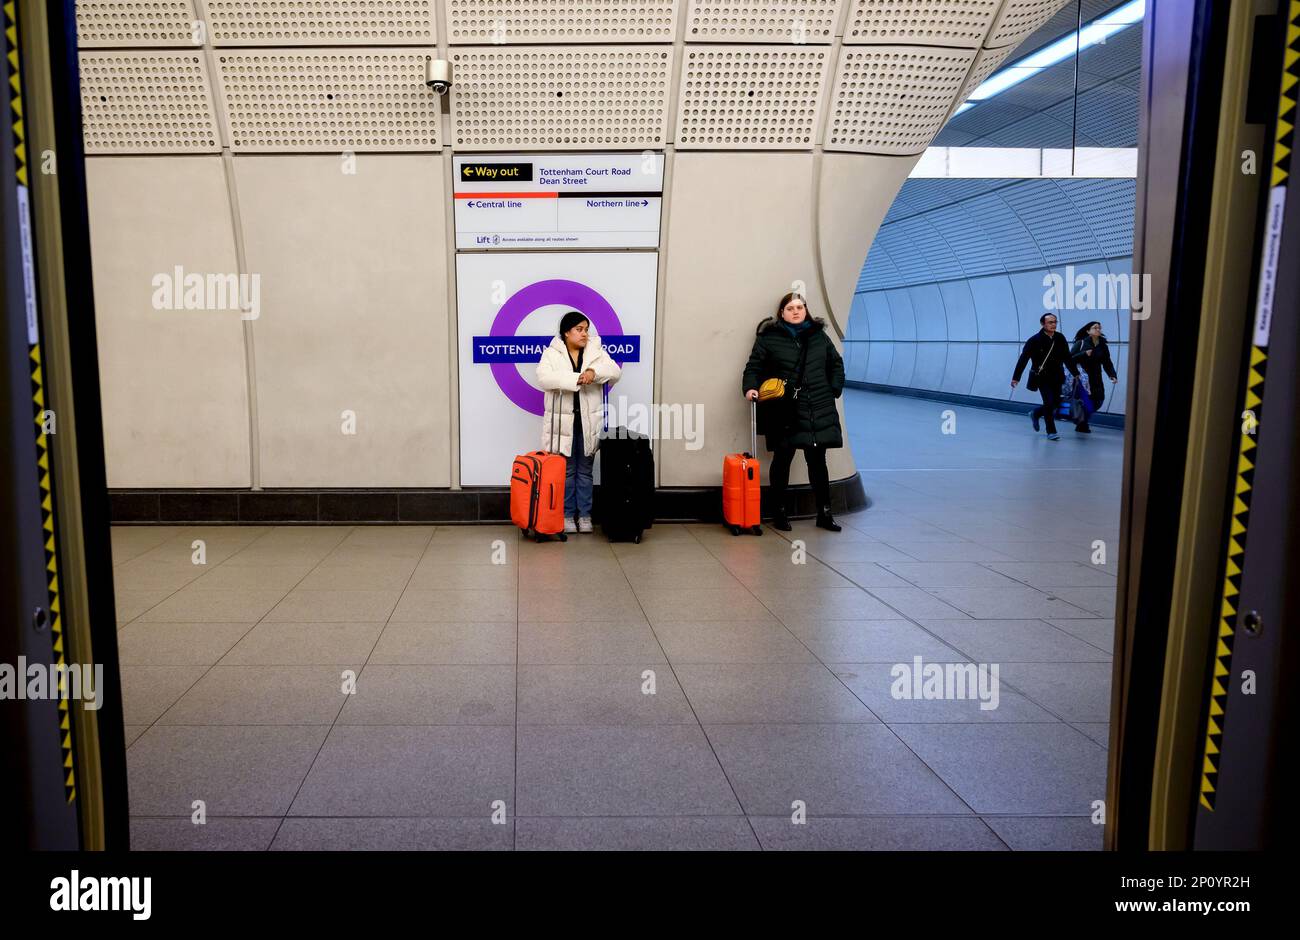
[1071,723,1110,748]
[518,620,663,665]
[294,566,417,592]
[704,723,969,816]
[392,591,519,626]
[621,563,745,592]
[880,562,1023,588]
[119,665,208,725]
[975,540,1095,563]
[517,665,695,725]
[265,589,401,622]
[1038,586,1117,618]
[650,620,815,664]
[339,665,516,725]
[186,565,313,592]
[368,621,517,665]
[129,817,281,851]
[864,587,973,619]
[791,542,919,564]
[138,589,288,623]
[405,564,518,591]
[924,586,1095,619]
[784,619,965,663]
[117,622,255,666]
[520,589,647,623]
[999,662,1114,722]
[675,663,878,723]
[289,725,515,817]
[757,586,904,620]
[219,621,384,666]
[986,562,1118,587]
[724,562,856,591]
[160,665,355,725]
[983,816,1104,850]
[886,542,1018,563]
[516,725,742,817]
[916,619,1112,663]
[114,588,175,625]
[1047,618,1115,653]
[634,587,773,623]
[517,817,759,851]
[823,563,916,589]
[127,725,329,816]
[271,817,513,851]
[830,663,1057,722]
[750,815,1006,850]
[124,725,150,747]
[113,561,208,594]
[890,723,1107,815]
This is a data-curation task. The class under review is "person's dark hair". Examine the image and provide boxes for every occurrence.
[775,292,810,321]
[558,310,589,337]
[1074,320,1104,341]
[1040,312,1059,325]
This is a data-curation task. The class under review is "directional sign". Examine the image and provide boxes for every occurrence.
[453,153,664,249]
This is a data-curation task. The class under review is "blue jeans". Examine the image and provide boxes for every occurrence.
[565,408,594,518]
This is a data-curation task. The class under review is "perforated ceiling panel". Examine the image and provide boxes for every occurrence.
[446,0,677,43]
[449,47,673,150]
[684,1,843,43]
[216,50,440,151]
[75,0,200,46]
[986,0,1071,48]
[205,1,434,45]
[949,44,1013,112]
[842,0,1000,48]
[826,45,974,155]
[675,46,830,149]
[80,52,221,153]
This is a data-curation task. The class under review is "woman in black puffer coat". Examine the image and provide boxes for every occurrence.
[742,292,846,532]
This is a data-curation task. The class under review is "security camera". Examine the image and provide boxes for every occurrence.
[425,58,452,95]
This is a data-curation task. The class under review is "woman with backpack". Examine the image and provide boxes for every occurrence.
[536,311,621,533]
[1069,320,1118,433]
[741,292,846,532]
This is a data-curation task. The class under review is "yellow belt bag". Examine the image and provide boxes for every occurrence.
[757,377,787,401]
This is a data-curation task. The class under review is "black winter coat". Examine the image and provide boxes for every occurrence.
[742,317,845,451]
[1013,330,1080,391]
[1070,335,1117,386]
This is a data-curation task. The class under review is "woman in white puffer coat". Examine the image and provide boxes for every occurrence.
[536,311,622,533]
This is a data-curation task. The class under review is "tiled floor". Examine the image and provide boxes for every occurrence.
[114,390,1120,850]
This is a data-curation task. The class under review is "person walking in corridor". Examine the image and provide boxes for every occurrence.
[1011,313,1080,441]
[742,292,846,532]
[536,311,621,533]
[1069,320,1119,433]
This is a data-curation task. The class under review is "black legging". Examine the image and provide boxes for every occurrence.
[769,444,831,512]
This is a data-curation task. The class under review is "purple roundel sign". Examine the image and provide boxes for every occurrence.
[488,278,626,416]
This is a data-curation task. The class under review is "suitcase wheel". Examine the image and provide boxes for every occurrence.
[558,532,568,542]
[534,533,545,543]
[752,525,763,536]
[729,524,741,536]
[632,534,641,544]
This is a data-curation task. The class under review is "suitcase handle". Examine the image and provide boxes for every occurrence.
[746,399,757,459]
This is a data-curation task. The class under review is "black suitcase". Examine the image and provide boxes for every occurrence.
[596,428,654,543]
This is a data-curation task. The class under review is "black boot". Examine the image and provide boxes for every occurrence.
[815,507,841,532]
[772,509,792,532]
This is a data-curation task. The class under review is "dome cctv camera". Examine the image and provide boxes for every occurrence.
[426,58,452,95]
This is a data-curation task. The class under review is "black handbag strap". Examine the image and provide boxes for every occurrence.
[790,334,811,399]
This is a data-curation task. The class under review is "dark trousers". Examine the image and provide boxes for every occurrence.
[770,444,831,513]
[1033,384,1062,434]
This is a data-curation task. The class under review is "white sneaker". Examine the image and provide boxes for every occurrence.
[564,518,578,534]
[578,517,593,533]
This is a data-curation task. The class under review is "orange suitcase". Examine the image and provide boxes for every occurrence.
[723,402,763,536]
[512,451,568,542]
